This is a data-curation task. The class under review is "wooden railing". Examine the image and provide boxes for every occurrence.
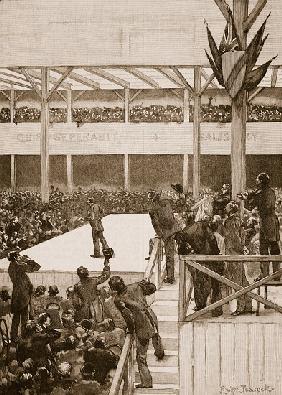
[144,237,164,289]
[109,335,135,395]
[179,255,282,322]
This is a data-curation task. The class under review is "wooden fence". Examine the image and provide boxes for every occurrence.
[179,255,282,322]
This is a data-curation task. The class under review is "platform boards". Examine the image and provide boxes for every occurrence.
[0,214,155,295]
[180,320,282,395]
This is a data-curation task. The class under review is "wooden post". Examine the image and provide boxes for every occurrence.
[10,86,15,124]
[11,154,16,192]
[231,0,248,198]
[183,154,189,193]
[183,88,189,122]
[67,154,73,192]
[193,66,201,199]
[124,154,130,191]
[41,67,50,203]
[67,88,72,123]
[124,88,129,122]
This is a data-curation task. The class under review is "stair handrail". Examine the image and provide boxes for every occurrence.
[109,334,135,395]
[144,236,164,289]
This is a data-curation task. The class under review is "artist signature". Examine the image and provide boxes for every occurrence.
[220,385,275,394]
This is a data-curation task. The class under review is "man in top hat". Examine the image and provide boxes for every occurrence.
[149,191,181,284]
[88,198,109,258]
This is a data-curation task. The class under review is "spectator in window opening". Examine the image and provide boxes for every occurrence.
[8,251,41,342]
[109,276,164,389]
[149,191,181,284]
[73,256,110,323]
[88,199,109,258]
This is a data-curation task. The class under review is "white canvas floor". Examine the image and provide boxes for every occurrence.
[0,214,155,273]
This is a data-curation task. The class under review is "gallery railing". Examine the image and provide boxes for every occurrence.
[144,237,165,289]
[179,255,282,322]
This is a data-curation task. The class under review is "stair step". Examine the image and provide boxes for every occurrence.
[155,290,179,301]
[134,384,179,394]
[148,336,178,352]
[158,316,178,336]
[137,352,178,368]
[135,366,179,385]
[152,300,178,316]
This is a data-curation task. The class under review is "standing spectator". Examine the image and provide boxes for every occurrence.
[73,256,111,322]
[8,251,40,342]
[149,192,181,284]
[224,201,253,316]
[88,199,109,258]
[109,276,164,389]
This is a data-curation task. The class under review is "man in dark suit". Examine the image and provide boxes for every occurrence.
[8,251,40,342]
[109,276,164,389]
[149,192,181,284]
[88,199,109,258]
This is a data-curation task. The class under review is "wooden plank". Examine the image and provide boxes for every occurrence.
[183,255,282,262]
[124,67,160,89]
[205,323,220,395]
[85,67,130,88]
[180,323,194,395]
[264,324,279,395]
[248,323,265,391]
[276,324,282,395]
[234,323,249,387]
[40,67,50,203]
[193,65,201,199]
[220,323,235,389]
[183,154,189,194]
[193,322,206,395]
[171,67,194,95]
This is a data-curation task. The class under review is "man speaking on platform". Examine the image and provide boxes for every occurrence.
[88,198,109,258]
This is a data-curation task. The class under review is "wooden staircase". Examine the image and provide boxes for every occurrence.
[134,278,180,395]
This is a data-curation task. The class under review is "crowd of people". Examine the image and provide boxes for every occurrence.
[2,104,282,123]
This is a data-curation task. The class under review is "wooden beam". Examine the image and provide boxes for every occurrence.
[193,66,201,199]
[201,69,217,89]
[129,89,142,103]
[15,91,28,102]
[113,90,124,100]
[124,88,130,123]
[154,67,185,88]
[183,88,190,122]
[244,0,268,33]
[11,154,16,192]
[56,90,67,102]
[52,68,100,89]
[73,90,86,102]
[41,67,50,203]
[170,67,194,95]
[0,89,11,101]
[66,89,72,123]
[124,154,130,191]
[248,86,264,102]
[47,67,73,102]
[170,89,182,99]
[19,67,42,98]
[213,0,231,22]
[66,154,73,192]
[9,68,71,90]
[10,88,15,124]
[271,66,279,87]
[0,71,33,87]
[0,76,31,90]
[85,67,130,88]
[183,154,189,193]
[124,67,160,89]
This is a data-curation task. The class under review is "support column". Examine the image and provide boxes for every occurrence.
[41,67,50,203]
[10,87,15,124]
[124,88,130,122]
[231,0,248,199]
[67,88,72,123]
[193,66,201,199]
[183,88,190,122]
[66,154,73,192]
[11,154,16,192]
[183,154,189,194]
[124,154,130,191]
